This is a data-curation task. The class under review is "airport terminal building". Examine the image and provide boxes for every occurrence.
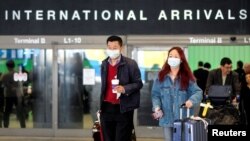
[0,0,250,138]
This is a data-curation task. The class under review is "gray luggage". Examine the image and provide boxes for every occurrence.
[207,85,232,105]
[173,105,211,141]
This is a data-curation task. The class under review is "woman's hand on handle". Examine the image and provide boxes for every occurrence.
[185,100,193,108]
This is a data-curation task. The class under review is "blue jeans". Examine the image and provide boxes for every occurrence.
[163,127,173,141]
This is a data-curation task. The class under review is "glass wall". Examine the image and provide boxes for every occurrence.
[188,45,250,72]
[57,49,106,129]
[0,48,108,129]
[131,47,170,127]
[0,48,53,128]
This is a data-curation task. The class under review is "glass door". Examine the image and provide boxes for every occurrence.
[0,48,53,129]
[56,47,107,130]
[0,38,109,137]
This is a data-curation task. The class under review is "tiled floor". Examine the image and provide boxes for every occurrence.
[7,112,93,128]
[2,113,164,141]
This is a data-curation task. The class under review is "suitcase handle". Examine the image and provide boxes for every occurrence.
[179,103,190,119]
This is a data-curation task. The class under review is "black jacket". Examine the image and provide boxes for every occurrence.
[239,85,250,126]
[193,68,209,92]
[205,68,240,98]
[100,55,143,113]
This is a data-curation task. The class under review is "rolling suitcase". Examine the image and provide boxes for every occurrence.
[92,120,102,141]
[173,105,190,141]
[173,105,211,141]
[92,111,104,141]
[184,117,211,141]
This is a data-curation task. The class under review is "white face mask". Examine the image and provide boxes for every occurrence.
[168,57,181,68]
[106,49,120,59]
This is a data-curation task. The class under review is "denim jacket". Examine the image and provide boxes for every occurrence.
[151,74,202,127]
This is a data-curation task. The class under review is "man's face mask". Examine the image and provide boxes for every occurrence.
[106,49,120,59]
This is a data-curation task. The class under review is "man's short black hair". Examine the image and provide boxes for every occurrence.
[237,60,243,68]
[198,61,203,67]
[220,57,232,66]
[204,62,211,69]
[6,59,15,69]
[106,35,123,47]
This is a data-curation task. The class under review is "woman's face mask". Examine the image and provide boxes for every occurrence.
[106,49,120,59]
[168,57,181,68]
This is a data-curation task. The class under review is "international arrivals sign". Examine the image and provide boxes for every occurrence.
[0,0,249,35]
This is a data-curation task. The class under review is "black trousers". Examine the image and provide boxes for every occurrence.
[4,97,26,128]
[100,102,134,141]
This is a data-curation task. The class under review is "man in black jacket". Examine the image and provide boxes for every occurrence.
[234,60,245,85]
[0,60,26,128]
[99,35,143,141]
[193,61,209,101]
[206,57,240,105]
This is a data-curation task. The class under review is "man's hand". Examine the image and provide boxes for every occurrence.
[114,85,125,94]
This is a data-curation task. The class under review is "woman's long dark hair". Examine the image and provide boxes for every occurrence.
[158,47,195,90]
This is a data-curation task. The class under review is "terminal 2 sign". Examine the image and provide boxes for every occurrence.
[0,0,249,35]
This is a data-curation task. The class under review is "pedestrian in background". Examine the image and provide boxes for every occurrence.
[205,57,240,105]
[239,63,250,127]
[0,60,26,128]
[193,61,209,101]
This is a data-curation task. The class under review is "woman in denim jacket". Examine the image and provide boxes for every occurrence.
[151,47,202,141]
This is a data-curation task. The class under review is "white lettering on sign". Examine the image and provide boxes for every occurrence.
[157,9,247,21]
[2,9,247,21]
[3,10,148,21]
[189,37,223,44]
[63,37,82,44]
[14,37,46,44]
